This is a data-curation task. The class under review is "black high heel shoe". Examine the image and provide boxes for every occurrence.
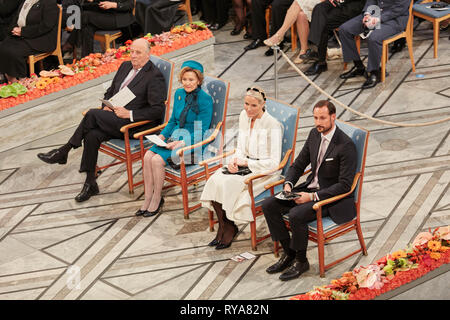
[215,226,239,250]
[208,238,220,247]
[143,198,164,217]
[230,23,244,36]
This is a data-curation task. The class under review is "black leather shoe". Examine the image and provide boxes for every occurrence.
[244,39,264,51]
[243,32,252,40]
[300,49,318,61]
[208,239,220,247]
[266,254,295,274]
[279,260,310,281]
[37,148,68,164]
[304,62,328,76]
[361,72,379,89]
[390,39,405,54]
[75,182,99,202]
[264,41,285,56]
[143,198,164,217]
[340,66,366,79]
[210,22,225,31]
[135,209,148,216]
[230,27,243,36]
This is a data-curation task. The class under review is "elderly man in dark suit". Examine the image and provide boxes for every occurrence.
[262,100,357,281]
[338,0,411,89]
[38,38,167,202]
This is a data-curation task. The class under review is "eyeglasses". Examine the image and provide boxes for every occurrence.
[246,87,266,101]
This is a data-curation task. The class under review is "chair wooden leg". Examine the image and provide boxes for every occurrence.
[355,36,361,55]
[29,57,35,75]
[250,221,257,251]
[381,44,387,82]
[274,240,280,257]
[355,223,368,255]
[291,24,297,52]
[433,20,439,58]
[181,181,190,219]
[317,237,326,278]
[405,34,415,72]
[185,0,193,23]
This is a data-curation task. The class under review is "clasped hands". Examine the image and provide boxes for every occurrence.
[12,27,21,36]
[283,183,313,204]
[363,14,379,29]
[227,157,248,174]
[86,0,117,10]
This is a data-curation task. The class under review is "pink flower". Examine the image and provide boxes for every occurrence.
[434,226,450,241]
[412,232,433,247]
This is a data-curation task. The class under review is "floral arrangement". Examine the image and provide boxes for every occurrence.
[0,22,213,111]
[291,226,450,300]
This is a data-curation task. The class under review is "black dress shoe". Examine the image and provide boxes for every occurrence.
[361,72,379,89]
[340,65,366,79]
[244,39,264,51]
[390,39,405,54]
[264,41,285,56]
[300,49,318,61]
[135,209,148,216]
[230,27,243,36]
[266,254,295,274]
[243,32,252,40]
[304,62,328,76]
[37,148,68,164]
[279,260,310,281]
[210,22,225,31]
[208,239,220,247]
[143,197,164,217]
[75,182,99,202]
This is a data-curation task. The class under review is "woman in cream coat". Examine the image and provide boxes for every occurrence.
[200,87,283,250]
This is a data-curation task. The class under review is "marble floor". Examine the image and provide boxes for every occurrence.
[0,17,449,301]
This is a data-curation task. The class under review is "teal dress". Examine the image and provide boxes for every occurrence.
[150,86,213,165]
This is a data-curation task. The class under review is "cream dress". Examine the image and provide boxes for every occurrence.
[296,0,322,21]
[200,110,283,224]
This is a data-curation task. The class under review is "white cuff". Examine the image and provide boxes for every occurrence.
[129,110,134,122]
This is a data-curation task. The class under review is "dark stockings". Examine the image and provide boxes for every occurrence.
[212,201,238,245]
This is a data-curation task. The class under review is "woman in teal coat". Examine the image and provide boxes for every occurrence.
[136,60,213,217]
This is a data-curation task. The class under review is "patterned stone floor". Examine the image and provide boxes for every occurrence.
[0,18,449,300]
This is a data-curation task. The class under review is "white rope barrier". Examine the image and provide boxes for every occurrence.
[276,48,450,127]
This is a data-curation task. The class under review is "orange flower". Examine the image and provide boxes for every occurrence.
[391,250,407,260]
[429,252,441,260]
[440,246,449,251]
[427,240,441,251]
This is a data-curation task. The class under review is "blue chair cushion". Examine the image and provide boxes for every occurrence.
[103,138,151,154]
[282,214,338,233]
[254,184,284,207]
[413,2,450,18]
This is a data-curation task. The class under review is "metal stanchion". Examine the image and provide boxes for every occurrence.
[272,45,279,99]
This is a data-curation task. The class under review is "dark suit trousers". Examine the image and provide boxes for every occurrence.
[308,2,358,62]
[69,109,129,173]
[251,0,293,40]
[81,11,119,57]
[339,14,403,72]
[262,188,329,251]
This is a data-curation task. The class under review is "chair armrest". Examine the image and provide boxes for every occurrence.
[198,149,236,167]
[176,122,222,157]
[82,107,101,116]
[264,179,285,190]
[133,122,168,139]
[312,173,361,211]
[244,149,292,185]
[120,120,151,133]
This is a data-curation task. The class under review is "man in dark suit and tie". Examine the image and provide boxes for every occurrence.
[338,0,411,88]
[262,100,357,281]
[37,38,167,202]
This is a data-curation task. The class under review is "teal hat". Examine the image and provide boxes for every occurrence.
[181,60,204,73]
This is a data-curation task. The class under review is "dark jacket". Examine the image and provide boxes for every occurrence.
[0,0,23,40]
[285,125,357,224]
[104,59,167,133]
[9,0,58,52]
[84,0,135,28]
[341,0,366,17]
[363,0,410,29]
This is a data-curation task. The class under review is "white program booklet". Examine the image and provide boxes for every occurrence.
[145,134,167,147]
[101,86,136,109]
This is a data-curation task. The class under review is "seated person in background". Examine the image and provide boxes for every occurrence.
[200,87,283,250]
[339,0,410,89]
[71,0,135,57]
[263,0,322,64]
[0,0,58,83]
[230,0,252,37]
[201,0,230,31]
[0,0,23,41]
[303,0,365,76]
[37,38,167,202]
[262,100,357,281]
[136,60,213,217]
[244,0,293,56]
